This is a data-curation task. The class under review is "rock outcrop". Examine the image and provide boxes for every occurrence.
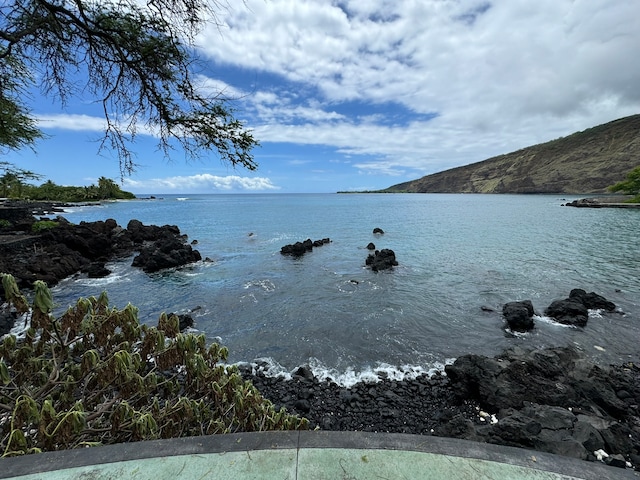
[502,300,535,331]
[280,238,331,257]
[0,216,201,288]
[443,346,639,466]
[544,289,616,327]
[365,248,398,271]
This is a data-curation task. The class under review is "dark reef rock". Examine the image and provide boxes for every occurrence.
[443,346,639,465]
[545,299,589,326]
[366,242,376,250]
[132,235,202,273]
[373,227,384,234]
[544,290,615,327]
[0,215,201,289]
[569,288,616,311]
[365,248,398,271]
[83,262,112,278]
[242,346,639,470]
[502,300,535,331]
[280,238,330,257]
[170,313,194,332]
[0,309,19,337]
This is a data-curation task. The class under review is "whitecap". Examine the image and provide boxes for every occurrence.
[533,314,577,328]
[243,279,276,292]
[1,307,30,341]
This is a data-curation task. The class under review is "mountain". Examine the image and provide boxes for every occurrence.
[383,115,640,194]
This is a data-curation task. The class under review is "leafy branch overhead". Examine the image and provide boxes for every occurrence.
[0,0,258,174]
[0,273,307,456]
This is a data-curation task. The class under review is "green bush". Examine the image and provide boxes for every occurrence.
[609,165,640,202]
[0,274,307,456]
[0,219,11,228]
[30,220,58,233]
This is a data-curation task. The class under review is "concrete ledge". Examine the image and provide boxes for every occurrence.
[0,432,636,479]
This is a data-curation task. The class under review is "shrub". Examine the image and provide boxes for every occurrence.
[608,165,640,202]
[0,274,307,456]
[31,220,58,233]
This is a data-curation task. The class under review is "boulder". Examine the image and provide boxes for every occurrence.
[0,308,19,337]
[373,227,384,234]
[365,248,398,271]
[132,235,202,273]
[366,242,376,250]
[83,262,111,278]
[502,300,535,331]
[167,313,194,332]
[544,289,616,327]
[280,238,330,257]
[545,299,589,326]
[569,288,616,311]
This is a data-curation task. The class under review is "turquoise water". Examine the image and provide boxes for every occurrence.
[54,194,640,382]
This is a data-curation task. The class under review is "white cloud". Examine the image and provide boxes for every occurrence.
[123,174,280,192]
[197,0,640,176]
[36,114,106,131]
[32,1,640,188]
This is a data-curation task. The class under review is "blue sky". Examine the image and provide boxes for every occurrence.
[6,0,640,194]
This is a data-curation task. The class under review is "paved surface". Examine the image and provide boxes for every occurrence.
[1,432,636,479]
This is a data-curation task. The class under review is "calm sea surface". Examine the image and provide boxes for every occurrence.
[54,194,640,384]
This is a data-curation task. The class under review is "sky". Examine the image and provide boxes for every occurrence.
[6,0,640,194]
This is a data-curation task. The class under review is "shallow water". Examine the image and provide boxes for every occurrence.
[52,194,640,384]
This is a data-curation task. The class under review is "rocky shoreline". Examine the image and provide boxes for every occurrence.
[242,346,640,472]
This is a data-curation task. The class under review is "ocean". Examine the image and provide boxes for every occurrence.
[52,193,640,385]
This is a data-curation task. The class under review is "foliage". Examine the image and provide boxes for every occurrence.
[0,56,43,153]
[25,177,136,202]
[0,219,11,228]
[0,162,42,198]
[1,164,136,201]
[0,0,259,175]
[0,274,308,456]
[608,165,640,202]
[30,220,58,233]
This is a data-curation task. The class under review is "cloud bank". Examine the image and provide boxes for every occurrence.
[123,174,280,193]
[198,0,640,176]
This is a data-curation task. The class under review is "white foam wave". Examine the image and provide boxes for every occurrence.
[73,273,130,288]
[243,279,276,292]
[533,314,577,328]
[243,356,456,388]
[1,307,30,341]
[265,233,294,245]
[176,197,189,201]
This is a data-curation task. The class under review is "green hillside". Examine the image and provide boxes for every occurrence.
[384,115,640,194]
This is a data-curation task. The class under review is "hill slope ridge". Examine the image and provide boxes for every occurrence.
[384,115,640,194]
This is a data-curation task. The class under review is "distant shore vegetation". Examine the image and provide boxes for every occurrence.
[1,163,135,202]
